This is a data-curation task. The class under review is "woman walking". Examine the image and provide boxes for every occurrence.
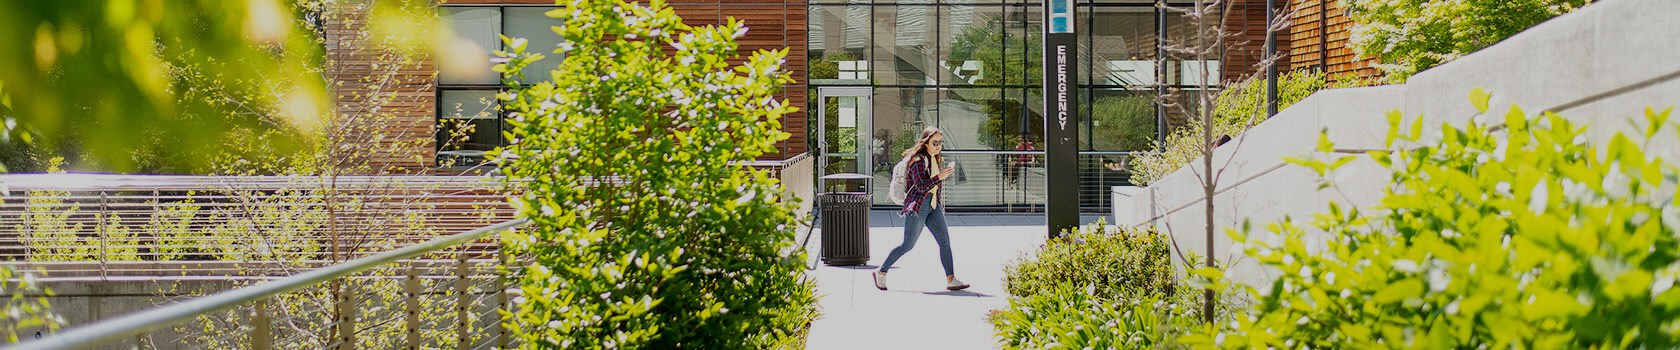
[874,126,970,291]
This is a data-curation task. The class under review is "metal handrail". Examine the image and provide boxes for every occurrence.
[6,218,530,350]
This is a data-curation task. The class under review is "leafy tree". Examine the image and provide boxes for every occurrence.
[1196,91,1680,348]
[1345,0,1594,82]
[0,0,438,172]
[495,0,815,348]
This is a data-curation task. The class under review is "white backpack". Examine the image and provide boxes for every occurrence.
[887,157,912,205]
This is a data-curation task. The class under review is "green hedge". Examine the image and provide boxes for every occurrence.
[1003,220,1174,300]
[993,220,1225,349]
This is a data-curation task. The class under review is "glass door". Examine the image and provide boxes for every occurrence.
[817,87,872,192]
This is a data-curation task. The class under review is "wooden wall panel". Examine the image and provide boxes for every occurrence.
[410,0,809,162]
[1221,0,1284,84]
[325,3,439,171]
[1283,0,1378,82]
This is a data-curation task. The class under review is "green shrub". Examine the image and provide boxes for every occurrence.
[994,220,1240,349]
[1195,91,1680,348]
[1345,0,1593,82]
[992,283,1205,349]
[1129,70,1326,186]
[1003,220,1175,300]
[495,0,815,348]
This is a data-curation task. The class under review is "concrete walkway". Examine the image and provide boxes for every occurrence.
[803,211,1107,349]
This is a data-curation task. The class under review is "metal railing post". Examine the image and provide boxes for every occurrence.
[99,191,109,281]
[405,265,421,350]
[338,288,356,350]
[252,299,272,350]
[455,254,470,350]
[496,264,509,349]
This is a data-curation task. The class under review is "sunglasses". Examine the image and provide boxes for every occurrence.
[929,140,944,146]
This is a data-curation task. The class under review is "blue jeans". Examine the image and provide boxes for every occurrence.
[879,200,954,276]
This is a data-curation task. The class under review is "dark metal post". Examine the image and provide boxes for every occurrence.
[1044,0,1080,238]
[1266,0,1279,117]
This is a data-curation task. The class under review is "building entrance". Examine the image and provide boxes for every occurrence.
[816,87,874,192]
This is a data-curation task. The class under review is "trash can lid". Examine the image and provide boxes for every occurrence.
[820,173,872,180]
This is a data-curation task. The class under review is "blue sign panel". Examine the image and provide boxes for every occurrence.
[1047,0,1073,34]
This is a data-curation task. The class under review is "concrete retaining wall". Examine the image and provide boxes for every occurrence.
[1121,0,1680,285]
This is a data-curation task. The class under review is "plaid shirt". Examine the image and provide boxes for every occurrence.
[899,155,943,216]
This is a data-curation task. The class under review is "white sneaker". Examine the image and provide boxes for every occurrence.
[873,271,888,290]
[946,277,971,291]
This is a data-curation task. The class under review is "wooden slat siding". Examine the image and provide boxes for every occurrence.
[1219,0,1286,83]
[1283,0,1377,82]
[1318,0,1378,81]
[425,0,809,161]
[1285,0,1322,72]
[325,3,440,170]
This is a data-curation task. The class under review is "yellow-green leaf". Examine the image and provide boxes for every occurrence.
[1372,279,1423,304]
[1469,88,1491,113]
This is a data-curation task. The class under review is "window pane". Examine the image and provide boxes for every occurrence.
[1086,6,1156,86]
[941,87,1031,151]
[873,5,938,85]
[808,5,871,82]
[939,6,1006,86]
[1084,88,1157,151]
[1161,5,1223,87]
[872,87,935,160]
[1005,5,1043,87]
[505,7,563,84]
[437,118,503,152]
[441,7,501,85]
[439,90,499,120]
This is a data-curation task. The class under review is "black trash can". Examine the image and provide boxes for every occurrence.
[819,173,871,266]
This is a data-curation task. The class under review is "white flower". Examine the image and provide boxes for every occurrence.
[1392,259,1419,272]
[1528,178,1549,214]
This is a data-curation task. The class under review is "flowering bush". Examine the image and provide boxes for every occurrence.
[494,0,815,348]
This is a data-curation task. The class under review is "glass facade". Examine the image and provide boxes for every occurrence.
[810,0,1216,211]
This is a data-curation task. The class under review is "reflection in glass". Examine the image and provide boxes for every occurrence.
[872,88,935,165]
[873,5,938,85]
[1005,5,1043,86]
[942,88,1043,151]
[1082,88,1157,151]
[440,90,499,120]
[1084,7,1156,86]
[809,5,871,81]
[505,7,563,84]
[441,7,500,85]
[938,6,1005,86]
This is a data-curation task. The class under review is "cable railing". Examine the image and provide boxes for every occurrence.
[0,174,516,279]
[7,219,530,350]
